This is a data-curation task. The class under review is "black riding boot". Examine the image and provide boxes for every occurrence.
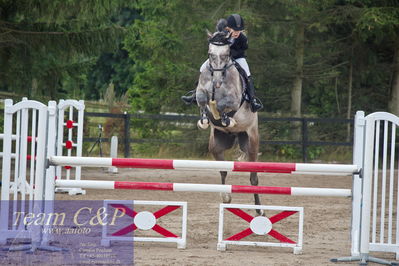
[247,77,263,112]
[181,81,198,105]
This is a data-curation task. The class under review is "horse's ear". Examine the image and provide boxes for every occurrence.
[206,29,213,39]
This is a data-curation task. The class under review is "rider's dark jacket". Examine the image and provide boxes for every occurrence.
[230,33,248,59]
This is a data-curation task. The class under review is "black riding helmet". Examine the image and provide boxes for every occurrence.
[226,14,244,31]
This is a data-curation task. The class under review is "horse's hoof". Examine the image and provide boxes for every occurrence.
[227,118,237,128]
[197,119,209,129]
[256,209,265,216]
[221,192,232,203]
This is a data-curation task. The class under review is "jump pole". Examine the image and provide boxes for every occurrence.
[55,180,351,197]
[49,156,359,176]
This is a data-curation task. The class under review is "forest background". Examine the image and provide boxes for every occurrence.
[0,0,398,161]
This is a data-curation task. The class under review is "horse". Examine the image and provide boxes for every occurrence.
[195,31,262,214]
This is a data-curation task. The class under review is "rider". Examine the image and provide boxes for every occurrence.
[181,14,263,112]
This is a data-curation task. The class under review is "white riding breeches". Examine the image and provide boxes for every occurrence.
[200,57,251,77]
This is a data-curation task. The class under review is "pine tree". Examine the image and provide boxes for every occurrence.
[0,0,135,98]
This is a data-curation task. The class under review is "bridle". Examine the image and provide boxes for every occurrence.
[207,41,234,101]
[207,60,234,101]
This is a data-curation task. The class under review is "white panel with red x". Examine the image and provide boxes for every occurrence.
[101,200,187,249]
[217,204,303,254]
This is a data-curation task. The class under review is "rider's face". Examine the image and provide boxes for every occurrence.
[226,27,241,39]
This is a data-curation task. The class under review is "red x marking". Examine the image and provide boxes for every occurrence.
[225,208,297,244]
[109,204,181,238]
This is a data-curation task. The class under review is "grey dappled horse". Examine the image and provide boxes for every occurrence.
[196,31,262,214]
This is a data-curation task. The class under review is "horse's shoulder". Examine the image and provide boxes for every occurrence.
[198,72,211,84]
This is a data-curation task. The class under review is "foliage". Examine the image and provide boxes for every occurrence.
[0,0,135,98]
[84,8,139,100]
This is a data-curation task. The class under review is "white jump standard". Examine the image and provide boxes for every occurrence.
[54,99,85,195]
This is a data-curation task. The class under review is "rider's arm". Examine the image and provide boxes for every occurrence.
[237,33,248,51]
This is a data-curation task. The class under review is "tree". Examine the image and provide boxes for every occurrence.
[125,0,212,113]
[84,8,139,100]
[0,0,135,98]
[324,1,399,118]
[353,3,399,115]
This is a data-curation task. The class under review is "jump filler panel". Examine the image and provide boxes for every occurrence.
[217,204,304,254]
[101,200,187,249]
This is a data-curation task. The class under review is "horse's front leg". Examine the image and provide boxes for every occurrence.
[218,98,237,128]
[196,89,210,129]
[197,107,209,129]
[221,112,237,128]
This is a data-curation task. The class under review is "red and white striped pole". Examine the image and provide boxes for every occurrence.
[55,180,351,197]
[49,156,359,176]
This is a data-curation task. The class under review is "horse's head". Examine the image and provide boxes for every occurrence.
[196,30,244,128]
[207,31,232,89]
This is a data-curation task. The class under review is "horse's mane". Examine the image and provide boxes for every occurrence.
[208,31,230,46]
